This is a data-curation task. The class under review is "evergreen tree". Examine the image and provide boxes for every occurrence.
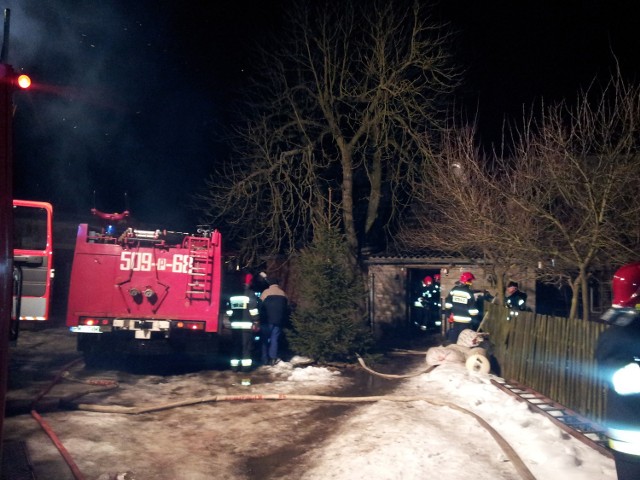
[288,226,372,362]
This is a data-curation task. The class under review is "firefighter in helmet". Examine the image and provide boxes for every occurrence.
[444,271,480,343]
[228,273,260,372]
[505,281,528,320]
[595,262,640,480]
[433,273,443,327]
[414,275,440,331]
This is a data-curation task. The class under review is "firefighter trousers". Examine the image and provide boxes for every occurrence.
[231,328,254,370]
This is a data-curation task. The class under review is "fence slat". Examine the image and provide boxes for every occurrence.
[485,305,608,423]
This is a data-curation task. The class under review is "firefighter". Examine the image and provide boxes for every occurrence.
[414,275,440,331]
[505,281,528,320]
[444,271,480,343]
[228,273,260,372]
[595,262,640,480]
[433,273,443,328]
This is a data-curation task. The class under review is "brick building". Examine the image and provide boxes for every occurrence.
[363,253,535,340]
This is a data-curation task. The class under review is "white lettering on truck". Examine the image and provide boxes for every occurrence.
[119,252,193,273]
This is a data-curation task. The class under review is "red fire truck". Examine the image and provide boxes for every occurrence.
[66,211,223,363]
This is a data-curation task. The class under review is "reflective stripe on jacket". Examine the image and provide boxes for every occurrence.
[444,284,479,324]
[608,427,640,455]
[229,289,259,329]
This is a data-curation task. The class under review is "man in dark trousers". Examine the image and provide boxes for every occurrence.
[228,273,260,372]
[415,275,440,331]
[259,277,289,366]
[443,271,479,343]
[595,262,640,480]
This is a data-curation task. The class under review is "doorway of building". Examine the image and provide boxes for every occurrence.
[408,269,442,332]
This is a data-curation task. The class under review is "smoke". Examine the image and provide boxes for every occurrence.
[5,0,218,230]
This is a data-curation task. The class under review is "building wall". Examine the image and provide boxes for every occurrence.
[365,255,540,341]
[366,260,510,340]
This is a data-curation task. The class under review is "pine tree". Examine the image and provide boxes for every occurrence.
[287,225,372,362]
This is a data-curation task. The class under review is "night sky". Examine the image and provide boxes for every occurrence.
[5,0,640,231]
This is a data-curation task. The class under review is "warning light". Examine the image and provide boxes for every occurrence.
[16,74,31,89]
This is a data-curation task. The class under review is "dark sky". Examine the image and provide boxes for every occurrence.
[5,0,640,231]
[6,0,284,230]
[440,0,639,141]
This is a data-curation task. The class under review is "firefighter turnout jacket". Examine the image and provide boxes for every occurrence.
[444,283,479,324]
[595,315,640,460]
[228,286,260,370]
[505,290,528,316]
[416,283,441,311]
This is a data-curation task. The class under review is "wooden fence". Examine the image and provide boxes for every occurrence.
[479,302,609,423]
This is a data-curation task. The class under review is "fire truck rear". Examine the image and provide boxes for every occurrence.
[66,218,222,363]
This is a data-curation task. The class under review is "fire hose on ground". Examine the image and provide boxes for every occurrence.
[28,355,536,480]
[28,357,119,480]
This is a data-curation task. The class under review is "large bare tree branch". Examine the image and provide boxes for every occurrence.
[197,0,459,265]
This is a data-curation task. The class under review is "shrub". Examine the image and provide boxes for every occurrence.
[287,226,372,362]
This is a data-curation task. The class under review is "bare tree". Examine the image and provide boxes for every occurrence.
[399,125,537,304]
[402,76,640,319]
[511,77,640,319]
[197,0,459,265]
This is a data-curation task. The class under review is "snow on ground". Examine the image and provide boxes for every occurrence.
[298,362,616,480]
[3,328,618,479]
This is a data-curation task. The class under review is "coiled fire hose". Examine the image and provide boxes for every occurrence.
[30,356,536,480]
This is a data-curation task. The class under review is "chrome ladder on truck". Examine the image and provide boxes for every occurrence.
[186,236,213,301]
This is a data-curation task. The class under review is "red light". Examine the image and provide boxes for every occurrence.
[80,317,111,326]
[17,74,31,89]
[173,321,204,330]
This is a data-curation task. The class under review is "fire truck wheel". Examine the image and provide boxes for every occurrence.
[465,354,490,374]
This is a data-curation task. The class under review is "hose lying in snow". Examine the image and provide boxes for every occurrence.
[28,357,118,480]
[40,354,535,479]
[356,355,436,379]
[71,392,536,480]
[388,349,431,356]
[355,355,533,479]
[30,357,84,410]
[29,358,90,480]
[30,410,86,480]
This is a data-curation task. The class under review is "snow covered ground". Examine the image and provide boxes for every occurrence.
[3,328,617,479]
[295,361,616,480]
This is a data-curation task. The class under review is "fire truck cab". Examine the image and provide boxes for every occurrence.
[66,218,223,363]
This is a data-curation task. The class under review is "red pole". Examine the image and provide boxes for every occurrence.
[0,61,15,453]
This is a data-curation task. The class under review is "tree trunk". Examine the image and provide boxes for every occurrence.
[365,134,383,236]
[580,268,590,322]
[339,147,359,267]
[568,276,581,321]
